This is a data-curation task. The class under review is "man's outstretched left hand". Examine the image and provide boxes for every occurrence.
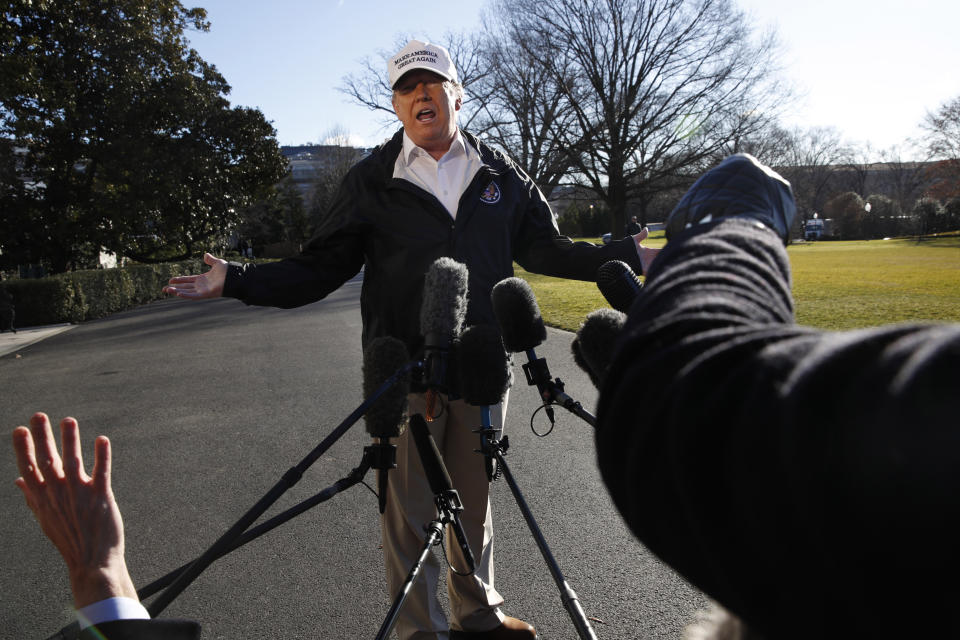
[632,226,660,275]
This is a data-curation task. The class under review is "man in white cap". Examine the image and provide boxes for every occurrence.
[165,39,656,639]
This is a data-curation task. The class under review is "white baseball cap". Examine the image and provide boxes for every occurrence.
[388,39,458,89]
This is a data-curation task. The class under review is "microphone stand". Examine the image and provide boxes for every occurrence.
[141,359,420,618]
[138,446,379,600]
[476,418,599,640]
[42,401,416,640]
[521,350,597,427]
[375,419,468,640]
[479,406,500,482]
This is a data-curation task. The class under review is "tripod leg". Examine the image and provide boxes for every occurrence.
[494,449,599,640]
[478,405,497,481]
[376,522,443,640]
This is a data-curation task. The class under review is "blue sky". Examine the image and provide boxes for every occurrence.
[187,0,959,158]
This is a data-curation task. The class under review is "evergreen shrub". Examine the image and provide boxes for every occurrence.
[4,258,204,327]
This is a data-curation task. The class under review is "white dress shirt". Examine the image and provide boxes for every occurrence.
[394,129,646,262]
[393,130,483,218]
[76,596,150,628]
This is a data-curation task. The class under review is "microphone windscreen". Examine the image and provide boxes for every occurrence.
[420,257,469,343]
[363,336,411,438]
[571,335,600,388]
[457,324,512,406]
[574,308,626,388]
[490,277,547,353]
[597,260,643,313]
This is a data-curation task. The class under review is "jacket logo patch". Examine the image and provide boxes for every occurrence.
[480,181,501,204]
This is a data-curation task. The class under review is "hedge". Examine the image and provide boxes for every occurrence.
[2,258,204,328]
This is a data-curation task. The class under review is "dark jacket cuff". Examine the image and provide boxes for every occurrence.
[221,261,248,299]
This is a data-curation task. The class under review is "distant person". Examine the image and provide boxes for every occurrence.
[11,413,200,639]
[592,154,960,639]
[624,215,643,236]
[0,275,15,333]
[163,38,656,640]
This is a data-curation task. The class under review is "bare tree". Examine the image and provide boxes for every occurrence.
[842,142,880,198]
[918,95,960,202]
[307,125,367,235]
[467,26,579,197]
[777,126,851,218]
[337,0,790,229]
[720,119,794,169]
[921,95,960,160]
[338,52,396,128]
[500,0,790,234]
[877,144,926,214]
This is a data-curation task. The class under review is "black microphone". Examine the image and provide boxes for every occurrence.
[490,277,547,355]
[363,336,412,513]
[457,324,512,481]
[596,260,643,313]
[419,258,469,413]
[491,277,595,427]
[457,324,512,408]
[571,308,626,388]
[491,276,554,423]
[363,336,411,438]
[407,413,476,573]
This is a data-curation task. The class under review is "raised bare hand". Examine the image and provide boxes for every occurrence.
[12,413,137,608]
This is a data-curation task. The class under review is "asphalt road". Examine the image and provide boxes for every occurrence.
[0,273,706,639]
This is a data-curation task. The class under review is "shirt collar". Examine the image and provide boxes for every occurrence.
[401,129,467,165]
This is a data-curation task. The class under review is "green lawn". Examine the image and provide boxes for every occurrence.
[517,232,960,332]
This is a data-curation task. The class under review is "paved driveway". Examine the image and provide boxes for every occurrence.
[0,274,705,639]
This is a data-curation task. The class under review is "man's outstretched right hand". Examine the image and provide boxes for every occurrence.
[163,253,227,299]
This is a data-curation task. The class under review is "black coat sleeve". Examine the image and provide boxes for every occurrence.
[510,168,645,281]
[79,619,201,639]
[595,218,960,639]
[222,169,368,308]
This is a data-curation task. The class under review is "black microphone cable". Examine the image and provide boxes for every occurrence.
[491,277,597,428]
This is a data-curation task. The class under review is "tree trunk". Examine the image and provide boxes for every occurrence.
[608,164,627,241]
[637,195,650,228]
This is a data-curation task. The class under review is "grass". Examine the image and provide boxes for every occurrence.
[789,235,960,330]
[517,231,960,332]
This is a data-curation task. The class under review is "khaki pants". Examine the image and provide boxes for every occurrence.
[380,392,509,640]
